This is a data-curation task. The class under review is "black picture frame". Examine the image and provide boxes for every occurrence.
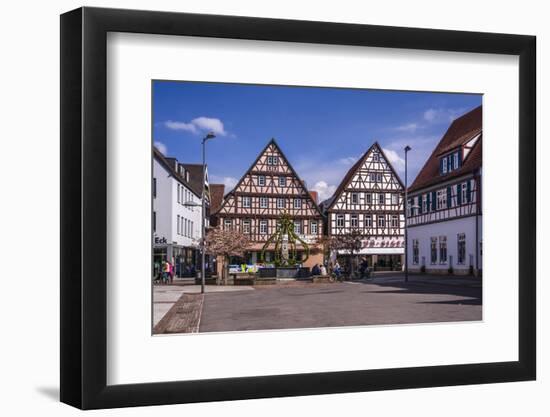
[60,6,536,410]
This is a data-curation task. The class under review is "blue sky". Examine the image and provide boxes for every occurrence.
[153,81,481,201]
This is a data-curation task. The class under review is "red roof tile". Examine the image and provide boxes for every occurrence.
[209,184,225,213]
[409,106,482,192]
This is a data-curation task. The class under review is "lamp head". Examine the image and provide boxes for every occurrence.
[404,145,411,152]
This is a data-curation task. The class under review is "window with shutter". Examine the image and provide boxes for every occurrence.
[466,180,472,202]
[418,195,423,214]
[431,191,436,211]
[447,186,452,207]
[457,183,462,205]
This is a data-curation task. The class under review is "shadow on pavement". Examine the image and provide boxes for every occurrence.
[356,279,482,303]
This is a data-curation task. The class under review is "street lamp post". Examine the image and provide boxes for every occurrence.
[201,132,216,294]
[404,145,411,283]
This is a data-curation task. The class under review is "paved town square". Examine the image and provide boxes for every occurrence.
[152,83,483,335]
[153,275,481,334]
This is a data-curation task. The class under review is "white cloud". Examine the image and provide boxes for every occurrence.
[164,120,198,134]
[337,156,358,165]
[311,180,337,202]
[382,135,440,185]
[393,123,418,133]
[210,175,238,190]
[423,108,465,124]
[382,147,405,171]
[164,116,228,136]
[191,117,227,136]
[154,141,167,155]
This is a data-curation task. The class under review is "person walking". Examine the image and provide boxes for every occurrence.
[162,260,170,284]
[334,261,342,281]
[168,260,174,284]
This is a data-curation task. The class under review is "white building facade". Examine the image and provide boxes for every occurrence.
[406,106,482,275]
[325,142,405,270]
[153,148,204,278]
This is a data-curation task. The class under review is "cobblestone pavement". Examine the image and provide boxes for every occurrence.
[153,284,254,327]
[153,293,204,334]
[198,280,482,333]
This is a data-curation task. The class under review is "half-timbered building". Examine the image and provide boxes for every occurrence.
[406,105,482,275]
[324,142,405,270]
[214,139,324,268]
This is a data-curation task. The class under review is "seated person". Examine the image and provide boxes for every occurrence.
[311,263,321,276]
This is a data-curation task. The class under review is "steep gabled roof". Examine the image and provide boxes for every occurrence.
[216,138,324,217]
[181,163,206,196]
[409,105,482,193]
[326,141,405,211]
[153,147,201,198]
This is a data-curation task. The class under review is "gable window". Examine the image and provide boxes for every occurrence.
[294,198,302,209]
[351,192,359,204]
[462,182,468,204]
[242,220,251,234]
[336,214,344,228]
[260,197,268,208]
[378,193,385,205]
[370,173,376,182]
[376,173,382,182]
[412,239,419,264]
[242,196,251,208]
[277,198,285,209]
[373,153,380,162]
[457,233,466,264]
[430,237,438,264]
[279,176,286,187]
[310,220,318,235]
[437,189,446,210]
[441,156,448,174]
[259,220,268,234]
[267,155,278,165]
[439,236,447,263]
[365,215,372,227]
[351,214,358,228]
[258,175,266,186]
[391,215,399,228]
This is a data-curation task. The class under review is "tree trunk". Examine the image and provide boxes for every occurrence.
[222,256,227,285]
[350,252,355,279]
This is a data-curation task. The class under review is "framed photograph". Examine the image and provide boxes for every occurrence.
[60,6,536,409]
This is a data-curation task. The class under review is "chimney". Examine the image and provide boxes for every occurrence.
[309,191,318,204]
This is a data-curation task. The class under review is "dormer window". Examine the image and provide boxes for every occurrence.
[440,150,462,175]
